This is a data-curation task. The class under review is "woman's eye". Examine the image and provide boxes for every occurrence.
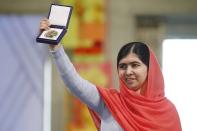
[119,64,127,69]
[132,63,140,68]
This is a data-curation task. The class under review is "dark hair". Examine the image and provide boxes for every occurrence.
[117,42,150,68]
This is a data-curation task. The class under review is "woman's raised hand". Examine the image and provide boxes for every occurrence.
[39,18,61,50]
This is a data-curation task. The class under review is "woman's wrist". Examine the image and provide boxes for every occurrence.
[48,43,62,51]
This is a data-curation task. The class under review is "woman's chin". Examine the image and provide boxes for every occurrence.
[126,84,140,91]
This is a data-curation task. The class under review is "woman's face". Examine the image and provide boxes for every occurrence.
[118,52,148,91]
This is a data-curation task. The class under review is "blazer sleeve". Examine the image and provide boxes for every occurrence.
[50,46,104,113]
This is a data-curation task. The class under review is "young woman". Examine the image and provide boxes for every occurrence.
[40,19,182,131]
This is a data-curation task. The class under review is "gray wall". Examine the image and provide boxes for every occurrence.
[0,15,47,131]
[106,0,197,88]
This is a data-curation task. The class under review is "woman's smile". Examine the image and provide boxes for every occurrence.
[125,77,136,83]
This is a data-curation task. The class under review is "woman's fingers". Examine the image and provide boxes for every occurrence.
[40,18,50,31]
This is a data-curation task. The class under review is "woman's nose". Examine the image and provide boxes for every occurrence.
[126,66,133,75]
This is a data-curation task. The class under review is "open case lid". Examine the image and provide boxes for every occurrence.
[48,4,73,27]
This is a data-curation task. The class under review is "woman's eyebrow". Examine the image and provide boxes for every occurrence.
[119,61,141,65]
[130,61,141,64]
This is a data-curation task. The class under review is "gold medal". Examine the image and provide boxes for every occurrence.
[44,30,58,38]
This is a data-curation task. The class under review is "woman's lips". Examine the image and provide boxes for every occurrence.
[126,78,136,83]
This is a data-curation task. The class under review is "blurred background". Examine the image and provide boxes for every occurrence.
[0,0,197,131]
